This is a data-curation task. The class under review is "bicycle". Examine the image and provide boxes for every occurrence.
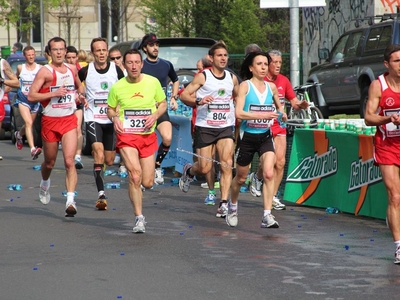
[285,82,324,134]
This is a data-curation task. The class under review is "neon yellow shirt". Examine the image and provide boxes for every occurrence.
[107,74,166,134]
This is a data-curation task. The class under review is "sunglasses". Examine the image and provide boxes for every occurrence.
[110,56,121,61]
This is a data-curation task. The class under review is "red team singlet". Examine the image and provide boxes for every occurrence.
[374,73,400,166]
[265,74,296,137]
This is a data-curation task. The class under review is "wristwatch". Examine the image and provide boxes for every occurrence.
[0,78,4,84]
[172,95,178,100]
[195,97,202,105]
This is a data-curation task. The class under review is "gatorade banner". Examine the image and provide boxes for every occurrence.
[283,129,387,220]
[156,115,193,174]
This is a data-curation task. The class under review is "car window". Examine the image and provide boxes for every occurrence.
[364,25,392,52]
[9,58,47,74]
[330,34,349,62]
[345,31,363,58]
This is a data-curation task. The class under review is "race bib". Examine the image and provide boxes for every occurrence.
[93,99,108,120]
[206,103,230,126]
[246,104,275,128]
[49,84,75,109]
[21,80,32,95]
[123,109,152,133]
[384,108,400,137]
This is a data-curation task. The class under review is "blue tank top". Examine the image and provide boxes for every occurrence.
[240,80,275,134]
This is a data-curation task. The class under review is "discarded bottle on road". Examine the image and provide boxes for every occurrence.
[32,165,41,170]
[7,184,22,191]
[62,190,78,197]
[325,207,339,214]
[240,186,248,193]
[104,182,121,189]
[119,171,128,178]
[104,170,118,176]
[170,178,180,184]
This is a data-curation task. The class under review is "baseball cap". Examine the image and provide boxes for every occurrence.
[141,33,160,48]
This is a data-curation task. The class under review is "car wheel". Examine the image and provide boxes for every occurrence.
[0,128,5,140]
[360,86,369,118]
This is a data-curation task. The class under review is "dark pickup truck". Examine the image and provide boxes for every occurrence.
[307,13,400,118]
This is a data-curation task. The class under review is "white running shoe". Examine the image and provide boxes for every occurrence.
[179,163,194,193]
[216,202,228,218]
[39,180,51,205]
[249,172,262,197]
[65,201,77,216]
[226,205,238,227]
[261,214,279,228]
[133,216,146,233]
[395,246,400,264]
[272,196,286,210]
[154,168,164,185]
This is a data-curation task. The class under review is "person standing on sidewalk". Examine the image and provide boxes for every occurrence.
[179,41,239,218]
[365,44,400,264]
[249,49,307,210]
[79,37,125,211]
[227,51,286,228]
[107,48,167,233]
[14,46,43,160]
[28,37,87,217]
[140,33,178,185]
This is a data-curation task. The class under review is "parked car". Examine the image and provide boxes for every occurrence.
[307,13,400,118]
[109,37,216,85]
[0,56,47,141]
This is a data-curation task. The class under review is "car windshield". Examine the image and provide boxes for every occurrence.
[9,58,47,73]
[142,45,210,70]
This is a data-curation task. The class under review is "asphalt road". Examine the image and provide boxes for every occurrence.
[0,139,399,300]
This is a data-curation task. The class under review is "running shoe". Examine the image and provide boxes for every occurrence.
[133,216,146,233]
[272,196,286,210]
[31,147,42,160]
[395,246,400,264]
[95,194,108,210]
[249,172,262,197]
[226,205,238,227]
[154,168,164,185]
[65,201,77,216]
[261,214,279,228]
[15,131,23,150]
[216,202,228,218]
[204,193,216,205]
[0,155,2,160]
[39,182,51,205]
[179,163,194,193]
[75,156,84,169]
[118,165,127,174]
[201,182,220,189]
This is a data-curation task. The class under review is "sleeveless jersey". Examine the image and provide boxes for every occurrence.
[375,73,400,144]
[17,63,41,102]
[39,64,76,117]
[240,80,275,134]
[195,69,235,128]
[84,62,119,124]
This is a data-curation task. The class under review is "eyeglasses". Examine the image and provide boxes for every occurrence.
[110,56,122,61]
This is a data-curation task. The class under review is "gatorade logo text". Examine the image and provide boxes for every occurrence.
[348,158,382,192]
[287,146,337,182]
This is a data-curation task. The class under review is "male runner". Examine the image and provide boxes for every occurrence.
[140,33,178,184]
[107,48,167,233]
[79,37,125,211]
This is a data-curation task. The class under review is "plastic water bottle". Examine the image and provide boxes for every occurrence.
[277,111,286,128]
[32,165,41,170]
[62,190,78,197]
[104,182,121,189]
[104,170,117,176]
[170,178,180,184]
[7,184,22,191]
[325,207,339,214]
[240,186,248,193]
[119,171,128,178]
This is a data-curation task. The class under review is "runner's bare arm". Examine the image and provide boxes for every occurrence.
[2,60,20,88]
[180,73,205,106]
[365,79,391,126]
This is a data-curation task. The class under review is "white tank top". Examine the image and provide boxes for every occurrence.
[41,64,77,117]
[195,69,235,128]
[84,62,119,124]
[19,63,41,96]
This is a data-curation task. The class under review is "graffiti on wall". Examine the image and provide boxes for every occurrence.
[302,0,374,81]
[380,0,400,13]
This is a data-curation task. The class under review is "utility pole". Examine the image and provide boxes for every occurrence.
[289,0,300,87]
